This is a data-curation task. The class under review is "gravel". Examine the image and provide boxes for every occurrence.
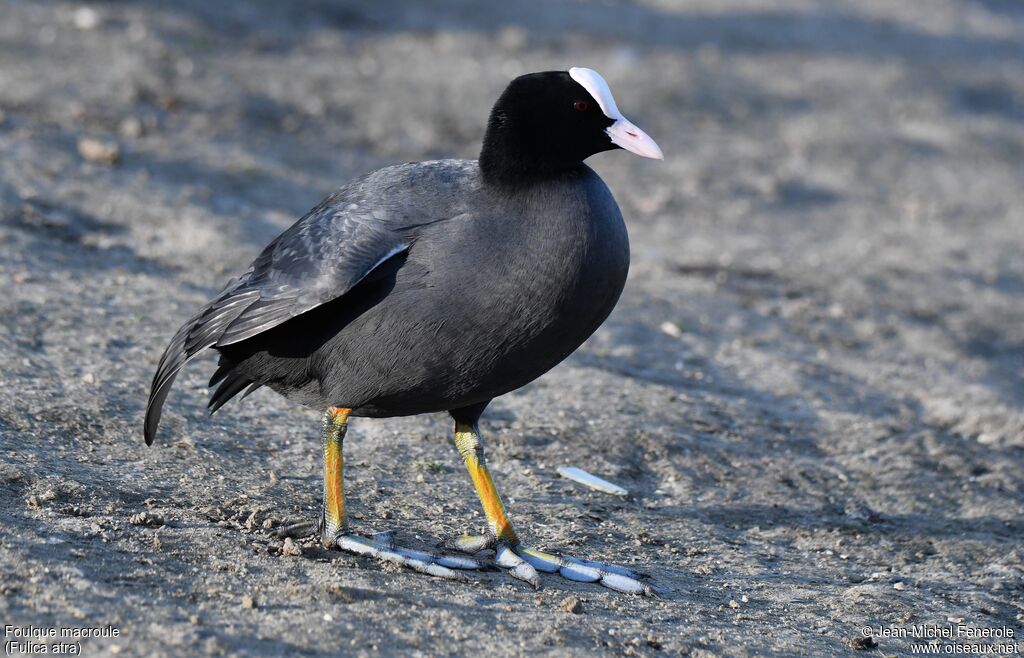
[1,1,1022,656]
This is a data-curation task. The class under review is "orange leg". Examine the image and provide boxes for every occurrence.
[451,419,655,594]
[320,406,351,547]
[453,421,519,545]
[274,408,482,579]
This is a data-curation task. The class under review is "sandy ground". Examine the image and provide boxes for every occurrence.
[1,1,1023,656]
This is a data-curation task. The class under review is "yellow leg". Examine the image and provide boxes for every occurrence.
[321,406,351,547]
[454,421,519,544]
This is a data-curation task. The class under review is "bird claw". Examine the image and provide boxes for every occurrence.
[495,542,541,589]
[269,518,318,539]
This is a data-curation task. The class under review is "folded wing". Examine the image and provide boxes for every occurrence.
[144,191,411,445]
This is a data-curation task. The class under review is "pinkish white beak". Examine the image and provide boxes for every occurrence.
[569,67,664,160]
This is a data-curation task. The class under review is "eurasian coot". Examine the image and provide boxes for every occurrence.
[145,67,662,594]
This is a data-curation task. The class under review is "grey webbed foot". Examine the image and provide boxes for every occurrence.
[452,534,657,595]
[330,530,482,580]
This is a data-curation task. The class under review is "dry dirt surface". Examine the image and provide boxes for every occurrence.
[1,1,1023,656]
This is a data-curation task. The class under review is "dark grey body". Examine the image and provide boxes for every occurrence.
[218,159,629,417]
[143,157,629,442]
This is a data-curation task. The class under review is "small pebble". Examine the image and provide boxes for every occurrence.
[129,511,164,527]
[559,596,583,614]
[78,137,121,165]
[72,7,100,30]
[241,594,257,609]
[119,116,144,138]
[324,583,353,603]
[281,537,302,557]
[659,321,683,338]
[845,636,877,650]
[244,510,260,530]
[893,581,906,591]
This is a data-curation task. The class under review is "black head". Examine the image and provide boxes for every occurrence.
[479,68,662,186]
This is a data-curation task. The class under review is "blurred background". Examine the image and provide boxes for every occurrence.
[1,1,1022,656]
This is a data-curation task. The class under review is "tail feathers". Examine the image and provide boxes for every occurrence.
[208,361,234,388]
[144,323,194,446]
[239,381,262,401]
[144,286,255,446]
[208,370,258,415]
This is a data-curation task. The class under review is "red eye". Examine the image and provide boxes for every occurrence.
[574,100,589,112]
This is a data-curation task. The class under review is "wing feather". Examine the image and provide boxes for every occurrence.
[143,159,475,445]
[144,210,410,444]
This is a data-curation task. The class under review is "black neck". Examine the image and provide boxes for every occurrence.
[478,111,583,187]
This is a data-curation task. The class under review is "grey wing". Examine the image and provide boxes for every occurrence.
[143,198,411,445]
[215,207,410,347]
